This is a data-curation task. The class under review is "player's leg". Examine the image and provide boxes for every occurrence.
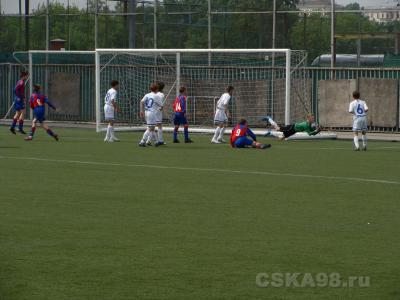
[217,123,227,143]
[25,118,37,140]
[173,115,181,143]
[10,110,21,134]
[279,125,296,140]
[42,122,59,141]
[263,116,280,131]
[361,130,367,151]
[156,124,165,145]
[139,126,151,146]
[17,108,26,134]
[252,141,271,149]
[353,132,360,150]
[109,120,119,142]
[212,123,223,143]
[182,116,193,143]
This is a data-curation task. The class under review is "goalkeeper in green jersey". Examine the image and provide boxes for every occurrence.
[263,114,321,140]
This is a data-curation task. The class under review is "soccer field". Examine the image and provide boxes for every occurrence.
[0,128,400,300]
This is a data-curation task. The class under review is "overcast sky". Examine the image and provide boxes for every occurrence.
[1,0,398,14]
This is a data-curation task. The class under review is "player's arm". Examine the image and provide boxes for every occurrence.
[112,99,120,113]
[348,102,354,114]
[140,96,146,118]
[364,103,369,113]
[44,97,57,110]
[247,128,257,141]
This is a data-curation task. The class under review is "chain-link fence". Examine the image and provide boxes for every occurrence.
[2,1,400,66]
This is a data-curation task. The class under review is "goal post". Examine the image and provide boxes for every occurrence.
[95,48,309,133]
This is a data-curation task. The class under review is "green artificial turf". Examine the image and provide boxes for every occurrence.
[0,127,399,300]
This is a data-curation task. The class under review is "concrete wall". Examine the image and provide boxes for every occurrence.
[318,78,399,128]
[318,79,357,127]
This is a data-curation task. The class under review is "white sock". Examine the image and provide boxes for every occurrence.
[141,129,150,143]
[213,127,221,140]
[362,135,367,147]
[105,125,111,140]
[145,129,151,143]
[110,126,116,139]
[218,127,226,140]
[268,117,278,129]
[158,127,163,142]
[354,136,359,149]
[152,131,158,143]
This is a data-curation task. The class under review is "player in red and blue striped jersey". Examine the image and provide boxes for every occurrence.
[10,71,29,135]
[24,84,58,141]
[173,86,193,143]
[230,119,271,149]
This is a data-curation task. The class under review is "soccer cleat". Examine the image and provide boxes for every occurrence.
[261,116,272,122]
[139,142,146,147]
[111,137,120,142]
[264,130,272,137]
[211,138,221,144]
[354,147,360,151]
[10,127,16,135]
[18,129,26,135]
[260,143,272,149]
[104,137,110,142]
[24,136,33,141]
[217,138,227,143]
[155,141,163,147]
[362,145,367,151]
[185,139,194,143]
[146,141,153,146]
[53,134,59,141]
[173,139,180,143]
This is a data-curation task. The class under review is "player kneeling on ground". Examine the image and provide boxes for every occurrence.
[230,119,271,149]
[25,84,58,141]
[349,90,368,151]
[263,114,321,140]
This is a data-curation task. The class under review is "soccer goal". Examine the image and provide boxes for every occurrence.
[95,49,310,133]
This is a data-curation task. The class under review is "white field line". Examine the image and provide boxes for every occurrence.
[0,156,399,185]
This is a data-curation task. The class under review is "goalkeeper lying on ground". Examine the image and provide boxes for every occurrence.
[263,114,322,140]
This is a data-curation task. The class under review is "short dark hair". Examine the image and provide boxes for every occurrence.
[179,86,186,93]
[157,81,165,92]
[353,91,360,99]
[33,84,41,91]
[20,71,28,78]
[226,85,234,92]
[111,80,119,87]
[238,118,247,125]
[150,83,158,92]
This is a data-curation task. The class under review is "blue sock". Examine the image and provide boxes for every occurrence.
[173,127,178,140]
[18,120,24,131]
[11,118,17,128]
[184,126,189,140]
[46,129,54,137]
[29,127,36,137]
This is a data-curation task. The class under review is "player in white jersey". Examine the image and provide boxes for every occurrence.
[211,85,234,144]
[139,83,163,147]
[349,90,369,151]
[103,80,120,142]
[146,81,165,145]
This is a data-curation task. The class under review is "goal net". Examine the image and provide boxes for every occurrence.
[95,49,309,132]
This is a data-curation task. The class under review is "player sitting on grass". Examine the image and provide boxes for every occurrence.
[349,90,368,151]
[211,85,234,144]
[146,81,166,145]
[104,80,120,142]
[263,114,321,140]
[230,118,271,149]
[139,83,163,147]
[10,71,29,135]
[24,84,58,141]
[173,86,193,143]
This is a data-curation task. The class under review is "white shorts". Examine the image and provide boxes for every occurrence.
[145,111,157,126]
[353,116,368,131]
[155,109,163,124]
[104,104,115,120]
[214,109,228,124]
